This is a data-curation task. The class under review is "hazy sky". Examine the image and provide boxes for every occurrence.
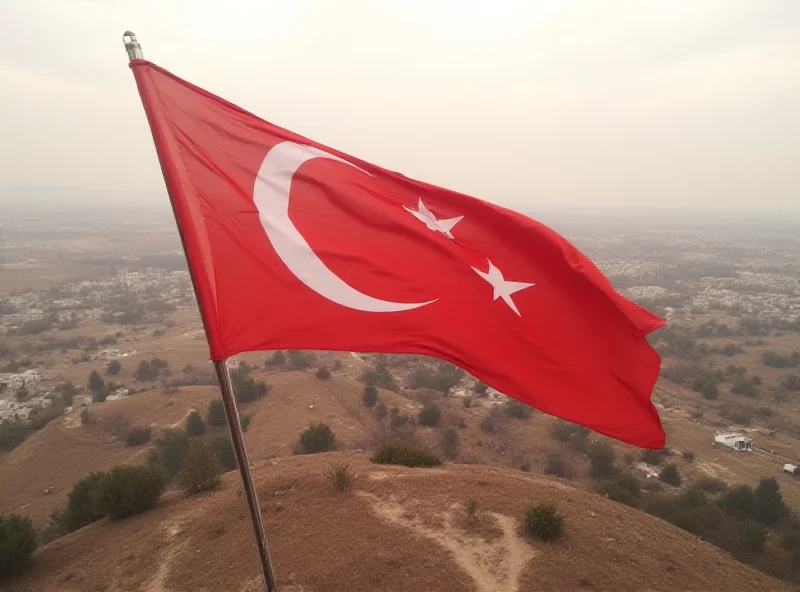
[1,1,798,211]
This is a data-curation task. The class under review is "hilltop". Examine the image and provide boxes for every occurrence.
[3,452,788,592]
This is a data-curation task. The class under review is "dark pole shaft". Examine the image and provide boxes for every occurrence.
[213,361,278,591]
[122,31,278,592]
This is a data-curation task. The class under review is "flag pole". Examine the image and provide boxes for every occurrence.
[122,31,278,592]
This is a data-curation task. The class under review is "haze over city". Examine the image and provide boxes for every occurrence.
[1,0,799,211]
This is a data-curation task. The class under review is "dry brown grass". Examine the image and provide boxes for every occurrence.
[3,453,788,592]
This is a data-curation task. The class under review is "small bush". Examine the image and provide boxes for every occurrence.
[178,441,222,495]
[207,400,226,427]
[97,464,167,519]
[587,441,615,478]
[211,436,238,471]
[550,420,590,450]
[0,513,37,580]
[598,471,641,507]
[106,360,122,376]
[149,429,190,479]
[268,350,285,366]
[462,397,472,408]
[375,402,388,420]
[442,428,459,459]
[332,359,342,371]
[362,384,378,407]
[124,426,152,447]
[474,380,488,395]
[525,502,565,542]
[544,454,571,478]
[695,477,728,494]
[297,422,336,454]
[185,411,206,437]
[372,442,442,467]
[738,519,767,554]
[240,414,252,431]
[328,463,353,492]
[465,498,478,520]
[641,448,668,466]
[682,451,696,462]
[418,403,442,427]
[659,464,681,487]
[480,415,497,434]
[505,399,532,419]
[62,471,106,532]
[315,365,331,380]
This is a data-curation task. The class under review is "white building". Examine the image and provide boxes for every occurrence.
[714,432,753,451]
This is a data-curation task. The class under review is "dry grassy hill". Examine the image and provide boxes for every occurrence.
[3,453,788,592]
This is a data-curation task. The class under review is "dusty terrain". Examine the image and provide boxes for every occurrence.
[3,453,788,592]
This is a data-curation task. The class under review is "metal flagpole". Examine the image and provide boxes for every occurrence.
[122,31,278,592]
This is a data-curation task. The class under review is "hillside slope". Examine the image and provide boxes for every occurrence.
[4,453,787,592]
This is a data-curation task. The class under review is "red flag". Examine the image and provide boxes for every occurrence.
[130,60,666,448]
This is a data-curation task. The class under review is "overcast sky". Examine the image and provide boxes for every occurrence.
[1,0,798,211]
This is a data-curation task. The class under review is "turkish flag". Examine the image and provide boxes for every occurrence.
[130,60,666,448]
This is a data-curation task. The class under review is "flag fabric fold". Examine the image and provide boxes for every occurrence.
[130,59,666,448]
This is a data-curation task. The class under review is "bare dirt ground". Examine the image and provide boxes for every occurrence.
[4,453,788,592]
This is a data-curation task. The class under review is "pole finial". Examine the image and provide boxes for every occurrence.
[123,31,143,61]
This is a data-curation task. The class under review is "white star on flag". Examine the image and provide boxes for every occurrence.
[403,198,463,239]
[472,260,535,316]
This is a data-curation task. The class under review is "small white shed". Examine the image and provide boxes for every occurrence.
[714,432,753,451]
[783,464,798,476]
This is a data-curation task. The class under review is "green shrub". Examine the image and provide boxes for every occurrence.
[0,513,37,580]
[297,423,336,454]
[442,428,459,459]
[372,442,442,467]
[288,349,315,370]
[659,464,681,487]
[268,350,285,366]
[178,441,222,495]
[418,403,442,427]
[328,463,353,492]
[106,360,122,376]
[211,436,237,472]
[753,477,787,525]
[315,365,331,380]
[682,451,696,462]
[479,415,496,434]
[124,426,152,447]
[149,428,190,479]
[695,477,727,494]
[587,441,615,478]
[641,448,668,466]
[97,464,167,519]
[465,498,478,520]
[505,399,532,419]
[231,370,270,403]
[240,414,252,432]
[598,471,641,507]
[62,471,106,532]
[738,519,767,554]
[550,420,589,449]
[185,411,206,437]
[544,454,571,478]
[720,485,757,520]
[474,380,488,395]
[525,502,565,542]
[0,421,31,452]
[362,384,378,407]
[207,400,226,427]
